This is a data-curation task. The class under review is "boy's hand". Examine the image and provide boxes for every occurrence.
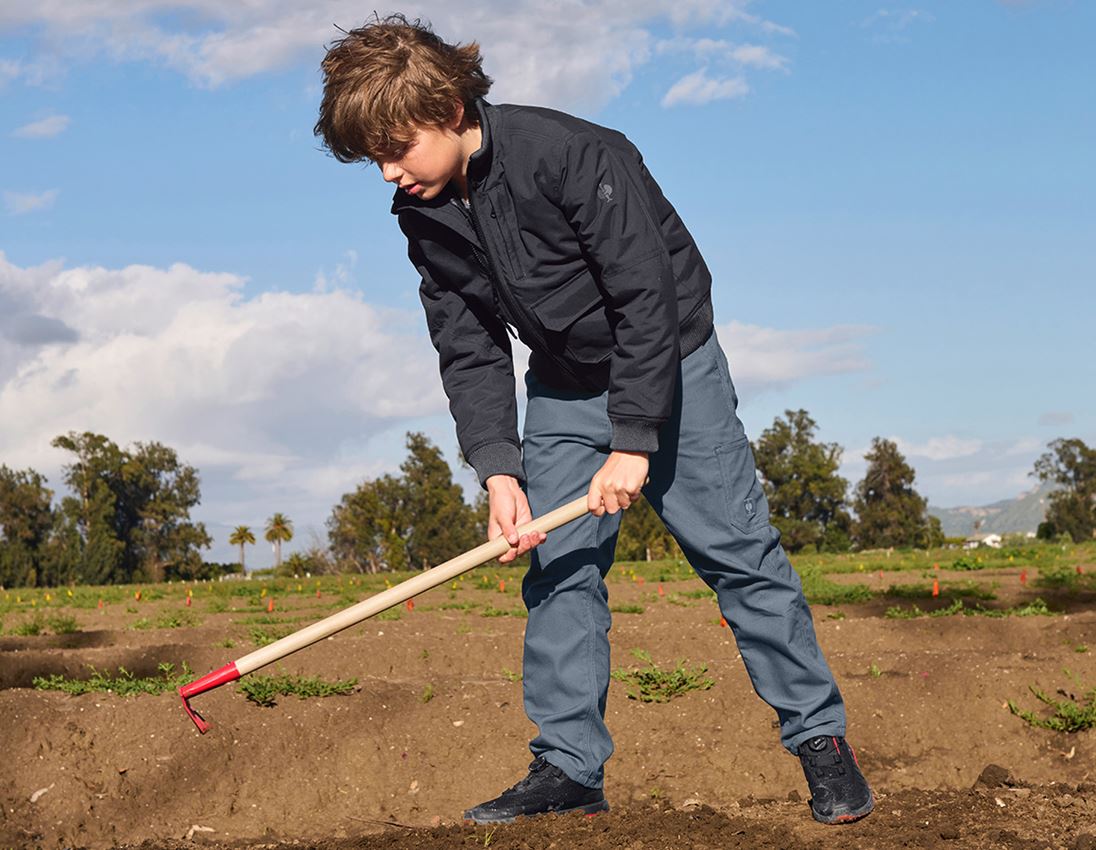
[588,451,649,516]
[486,475,547,564]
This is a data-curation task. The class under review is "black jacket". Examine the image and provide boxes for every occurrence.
[392,98,714,486]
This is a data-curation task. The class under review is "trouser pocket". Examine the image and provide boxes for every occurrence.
[714,435,769,534]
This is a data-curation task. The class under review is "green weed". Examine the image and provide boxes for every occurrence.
[421,684,435,703]
[480,606,527,618]
[33,662,193,696]
[236,673,358,707]
[501,668,522,683]
[611,649,714,703]
[45,614,80,634]
[799,567,873,606]
[610,604,645,614]
[248,624,292,646]
[1008,677,1096,733]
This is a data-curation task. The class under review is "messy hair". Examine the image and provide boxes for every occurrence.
[314,13,493,164]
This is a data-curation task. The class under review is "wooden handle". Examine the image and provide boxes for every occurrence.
[234,494,590,675]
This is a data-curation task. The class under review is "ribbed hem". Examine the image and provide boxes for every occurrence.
[466,441,525,488]
[679,299,714,360]
[608,418,661,453]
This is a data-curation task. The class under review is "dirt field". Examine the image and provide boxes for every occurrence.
[2,558,1094,850]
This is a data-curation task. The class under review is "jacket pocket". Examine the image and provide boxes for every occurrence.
[714,436,769,534]
[530,267,612,365]
[486,184,526,281]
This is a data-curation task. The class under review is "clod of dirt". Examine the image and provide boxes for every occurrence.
[785,790,801,802]
[1073,836,1096,850]
[974,763,1013,789]
[940,826,961,840]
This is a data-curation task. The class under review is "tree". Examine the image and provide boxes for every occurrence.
[1033,437,1096,542]
[50,432,211,584]
[328,432,484,572]
[0,466,55,587]
[228,525,256,572]
[752,410,852,553]
[852,438,943,549]
[265,513,294,568]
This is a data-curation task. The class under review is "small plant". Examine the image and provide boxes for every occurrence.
[218,638,237,649]
[421,683,435,703]
[236,673,358,707]
[868,662,882,678]
[610,604,645,614]
[1008,677,1095,733]
[611,649,714,703]
[33,662,193,696]
[377,608,402,621]
[826,611,847,621]
[13,616,46,636]
[799,567,873,606]
[501,668,522,683]
[420,648,430,661]
[46,614,80,635]
[480,605,526,618]
[951,555,979,570]
[248,624,292,646]
[1075,644,1089,654]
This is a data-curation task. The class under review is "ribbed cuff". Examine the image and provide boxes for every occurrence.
[609,418,661,453]
[466,441,525,488]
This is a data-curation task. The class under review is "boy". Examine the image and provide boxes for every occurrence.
[314,14,873,826]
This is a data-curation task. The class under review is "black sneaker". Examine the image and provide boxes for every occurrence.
[797,736,874,824]
[462,757,609,824]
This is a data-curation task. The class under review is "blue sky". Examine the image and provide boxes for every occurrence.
[2,1,1093,566]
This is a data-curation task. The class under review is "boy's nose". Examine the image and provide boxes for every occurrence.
[381,161,401,183]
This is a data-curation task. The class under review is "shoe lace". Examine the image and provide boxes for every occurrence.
[504,757,551,794]
[802,740,847,780]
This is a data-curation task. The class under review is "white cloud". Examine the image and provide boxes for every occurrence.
[0,1,791,111]
[0,251,450,563]
[860,8,935,43]
[3,188,59,214]
[12,114,70,138]
[893,435,983,461]
[662,68,749,107]
[656,37,789,70]
[716,320,874,394]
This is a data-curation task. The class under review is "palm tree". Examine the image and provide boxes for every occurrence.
[264,513,294,568]
[228,525,256,572]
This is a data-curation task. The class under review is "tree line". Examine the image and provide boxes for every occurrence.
[2,421,1093,587]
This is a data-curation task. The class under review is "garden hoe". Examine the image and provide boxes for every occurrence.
[179,494,590,733]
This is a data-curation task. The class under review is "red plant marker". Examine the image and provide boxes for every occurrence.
[185,594,192,607]
[933,562,939,571]
[637,576,645,587]
[97,598,103,610]
[406,598,415,612]
[719,616,728,628]
[1020,569,1028,586]
[1077,566,1084,575]
[932,578,939,598]
[499,579,505,592]
[658,583,664,597]
[878,570,883,579]
[316,588,322,598]
[267,596,275,613]
[135,590,141,602]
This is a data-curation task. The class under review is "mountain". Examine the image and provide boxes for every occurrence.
[928,481,1056,538]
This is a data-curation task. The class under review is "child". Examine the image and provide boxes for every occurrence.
[314,14,873,826]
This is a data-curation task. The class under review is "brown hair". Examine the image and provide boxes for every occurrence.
[314,13,493,164]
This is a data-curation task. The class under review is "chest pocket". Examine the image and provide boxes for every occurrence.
[530,268,613,365]
[485,183,526,281]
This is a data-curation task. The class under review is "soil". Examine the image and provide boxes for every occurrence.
[2,562,1093,850]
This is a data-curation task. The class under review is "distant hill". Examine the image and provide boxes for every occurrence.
[928,482,1056,538]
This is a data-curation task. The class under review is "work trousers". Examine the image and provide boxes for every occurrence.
[520,329,846,788]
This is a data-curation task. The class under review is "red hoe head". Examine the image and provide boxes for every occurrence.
[178,662,240,733]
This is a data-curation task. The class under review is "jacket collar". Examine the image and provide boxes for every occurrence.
[390,98,497,217]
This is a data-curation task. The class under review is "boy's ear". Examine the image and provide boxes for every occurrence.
[447,101,465,130]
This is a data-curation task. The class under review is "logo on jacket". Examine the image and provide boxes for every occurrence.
[597,183,614,203]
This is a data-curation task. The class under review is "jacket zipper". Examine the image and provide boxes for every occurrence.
[462,190,596,390]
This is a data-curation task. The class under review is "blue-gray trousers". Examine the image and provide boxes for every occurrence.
[520,329,846,788]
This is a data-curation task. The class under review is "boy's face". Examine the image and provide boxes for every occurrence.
[377,118,465,201]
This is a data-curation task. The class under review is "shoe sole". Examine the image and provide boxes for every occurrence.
[463,799,609,825]
[809,794,874,825]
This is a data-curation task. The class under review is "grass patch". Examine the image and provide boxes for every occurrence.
[236,673,358,707]
[1008,675,1096,733]
[885,597,1058,620]
[436,600,478,611]
[248,624,292,646]
[678,588,716,600]
[799,566,873,606]
[12,616,45,636]
[33,662,193,696]
[611,649,714,703]
[480,606,527,618]
[421,683,435,703]
[46,614,80,634]
[881,581,996,601]
[501,668,522,683]
[610,604,645,614]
